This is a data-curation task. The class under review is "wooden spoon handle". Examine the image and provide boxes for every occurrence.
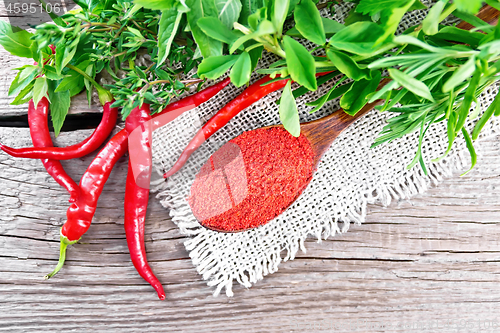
[301,99,383,166]
[301,78,391,166]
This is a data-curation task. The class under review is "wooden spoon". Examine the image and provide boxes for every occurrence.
[298,95,383,168]
[190,6,498,232]
[189,79,390,233]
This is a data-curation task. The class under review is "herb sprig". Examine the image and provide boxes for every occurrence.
[3,0,201,133]
[186,0,500,173]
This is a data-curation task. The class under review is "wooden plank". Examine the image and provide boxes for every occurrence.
[0,126,499,331]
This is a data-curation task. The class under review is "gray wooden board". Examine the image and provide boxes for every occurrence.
[1,12,500,333]
[1,113,500,333]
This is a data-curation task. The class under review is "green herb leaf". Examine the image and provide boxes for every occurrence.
[55,35,81,74]
[388,68,434,102]
[326,49,371,81]
[84,64,94,107]
[158,8,184,65]
[230,52,252,87]
[10,81,34,106]
[123,3,143,19]
[230,20,276,53]
[216,0,243,28]
[431,26,484,48]
[442,56,476,93]
[198,55,239,79]
[72,0,102,11]
[454,0,483,14]
[248,45,263,70]
[287,17,344,39]
[283,35,316,91]
[55,69,85,97]
[469,96,481,120]
[422,0,446,35]
[48,81,71,137]
[133,0,177,10]
[247,6,266,29]
[306,76,348,112]
[44,65,64,80]
[453,10,492,30]
[198,17,242,44]
[279,81,300,137]
[9,65,38,97]
[433,111,458,162]
[344,7,371,26]
[356,0,411,16]
[406,107,435,172]
[455,67,481,133]
[460,127,477,176]
[409,0,426,11]
[329,21,388,55]
[321,17,346,37]
[0,21,33,58]
[393,35,450,53]
[144,91,157,104]
[273,0,290,36]
[186,0,223,58]
[376,0,415,43]
[239,0,265,26]
[340,71,381,115]
[293,0,325,45]
[155,68,172,81]
[33,77,48,107]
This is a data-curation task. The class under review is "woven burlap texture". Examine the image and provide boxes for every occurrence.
[151,2,500,296]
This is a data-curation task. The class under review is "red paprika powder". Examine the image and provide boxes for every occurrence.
[189,127,315,232]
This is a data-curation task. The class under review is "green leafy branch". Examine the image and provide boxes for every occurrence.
[1,0,202,134]
[187,0,500,173]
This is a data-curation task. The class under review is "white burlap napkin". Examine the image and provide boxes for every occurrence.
[151,1,500,296]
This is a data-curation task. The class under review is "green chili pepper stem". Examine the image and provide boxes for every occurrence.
[44,233,79,280]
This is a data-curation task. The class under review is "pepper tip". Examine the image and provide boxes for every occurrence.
[163,169,174,178]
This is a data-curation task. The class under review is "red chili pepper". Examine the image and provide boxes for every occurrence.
[45,128,129,279]
[163,73,334,178]
[44,77,233,280]
[27,97,80,202]
[163,75,289,178]
[124,103,166,300]
[0,101,118,160]
[155,77,231,117]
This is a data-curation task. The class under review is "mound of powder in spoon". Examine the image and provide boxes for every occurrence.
[188,127,315,232]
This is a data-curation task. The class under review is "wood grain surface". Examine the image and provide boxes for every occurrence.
[1,7,500,333]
